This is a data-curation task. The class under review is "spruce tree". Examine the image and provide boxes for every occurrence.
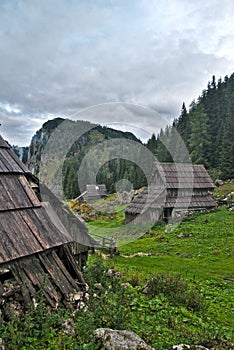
[176,102,190,144]
[219,92,234,179]
[146,133,157,155]
[189,104,210,166]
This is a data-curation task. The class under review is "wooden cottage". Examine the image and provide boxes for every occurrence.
[125,163,216,223]
[0,134,91,313]
[78,184,107,202]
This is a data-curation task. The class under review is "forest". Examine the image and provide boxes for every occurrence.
[146,74,234,180]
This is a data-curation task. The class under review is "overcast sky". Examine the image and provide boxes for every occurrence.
[0,0,234,146]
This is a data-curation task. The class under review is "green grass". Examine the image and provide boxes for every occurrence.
[87,204,126,228]
[214,182,234,200]
[112,207,234,280]
[86,206,234,348]
[67,187,234,348]
[1,192,233,349]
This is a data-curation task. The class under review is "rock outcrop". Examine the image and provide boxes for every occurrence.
[95,328,154,350]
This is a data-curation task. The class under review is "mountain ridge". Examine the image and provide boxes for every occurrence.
[15,118,146,199]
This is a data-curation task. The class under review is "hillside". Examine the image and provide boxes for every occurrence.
[23,118,147,199]
[147,73,234,180]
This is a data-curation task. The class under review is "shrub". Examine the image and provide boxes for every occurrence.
[145,273,206,311]
[83,259,107,288]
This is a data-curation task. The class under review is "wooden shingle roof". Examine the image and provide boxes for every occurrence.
[125,187,165,215]
[0,135,73,265]
[0,174,40,211]
[0,135,10,148]
[0,205,71,264]
[164,194,216,209]
[0,147,31,175]
[151,163,215,189]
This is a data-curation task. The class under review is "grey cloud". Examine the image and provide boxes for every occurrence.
[0,112,49,146]
[0,0,234,145]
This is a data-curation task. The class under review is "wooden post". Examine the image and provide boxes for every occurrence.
[109,238,116,258]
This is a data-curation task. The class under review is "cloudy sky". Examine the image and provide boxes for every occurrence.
[0,0,234,146]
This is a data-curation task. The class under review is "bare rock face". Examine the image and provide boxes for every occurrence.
[95,328,155,350]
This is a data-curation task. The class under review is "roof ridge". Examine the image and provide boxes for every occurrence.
[0,134,10,149]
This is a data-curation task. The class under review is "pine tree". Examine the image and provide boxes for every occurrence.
[156,127,173,162]
[146,133,158,155]
[219,91,234,179]
[176,102,190,144]
[189,104,210,166]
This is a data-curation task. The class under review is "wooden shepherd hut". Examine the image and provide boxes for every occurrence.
[77,184,107,202]
[125,163,216,223]
[0,134,91,313]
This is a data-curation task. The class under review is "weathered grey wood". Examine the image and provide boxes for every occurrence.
[0,220,23,262]
[21,256,61,306]
[62,245,86,286]
[0,149,23,173]
[6,148,30,173]
[50,250,79,290]
[11,263,36,305]
[18,175,41,207]
[0,134,89,311]
[0,135,10,148]
[125,163,216,222]
[39,252,72,296]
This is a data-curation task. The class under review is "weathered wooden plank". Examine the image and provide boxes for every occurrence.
[0,178,13,210]
[29,209,51,247]
[8,210,42,254]
[0,175,33,210]
[0,160,9,172]
[0,152,11,172]
[18,209,51,250]
[11,264,32,306]
[50,250,79,290]
[20,208,57,249]
[6,176,31,208]
[22,255,61,303]
[18,175,41,207]
[10,262,36,304]
[39,251,73,296]
[41,202,71,240]
[6,149,30,173]
[0,205,73,264]
[20,256,61,306]
[0,219,23,262]
[0,149,23,173]
[31,207,71,247]
[62,245,86,286]
[0,135,10,148]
